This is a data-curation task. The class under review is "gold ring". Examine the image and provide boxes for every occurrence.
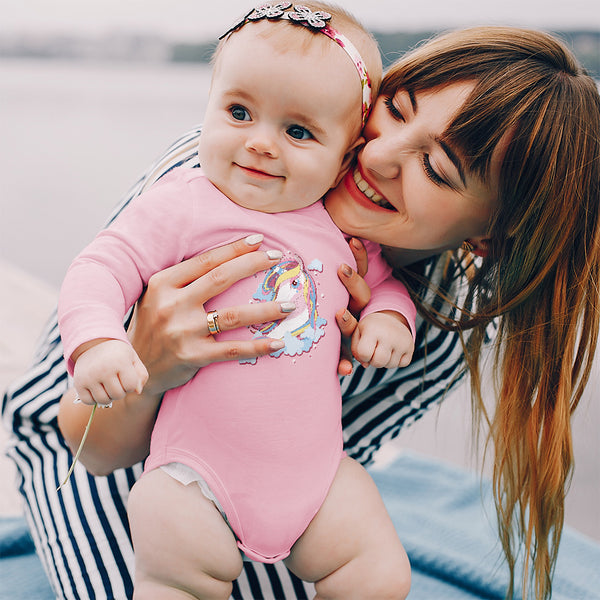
[206,310,221,335]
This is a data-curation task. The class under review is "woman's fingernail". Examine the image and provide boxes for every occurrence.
[245,234,264,245]
[279,302,296,313]
[340,309,350,322]
[269,340,285,351]
[350,238,363,250]
[266,250,283,260]
[341,264,353,278]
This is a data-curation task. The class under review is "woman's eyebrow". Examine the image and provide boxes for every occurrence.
[437,137,466,187]
[411,92,466,186]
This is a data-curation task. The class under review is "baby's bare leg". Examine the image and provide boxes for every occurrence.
[127,468,243,600]
[285,456,410,600]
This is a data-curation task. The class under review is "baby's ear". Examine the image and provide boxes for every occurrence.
[333,136,365,188]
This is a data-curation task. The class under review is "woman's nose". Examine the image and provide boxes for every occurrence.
[361,136,402,180]
[245,128,278,158]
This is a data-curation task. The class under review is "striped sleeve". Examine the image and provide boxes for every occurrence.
[1,126,467,600]
[341,317,466,466]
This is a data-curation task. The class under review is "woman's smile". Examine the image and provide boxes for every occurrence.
[343,168,396,213]
[352,167,396,210]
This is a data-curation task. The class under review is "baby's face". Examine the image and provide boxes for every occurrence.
[198,23,363,213]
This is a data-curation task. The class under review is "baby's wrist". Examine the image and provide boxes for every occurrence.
[71,338,112,363]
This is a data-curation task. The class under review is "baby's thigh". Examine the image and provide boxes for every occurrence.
[286,456,410,599]
[128,468,243,593]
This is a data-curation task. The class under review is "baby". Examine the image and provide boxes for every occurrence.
[58,3,413,598]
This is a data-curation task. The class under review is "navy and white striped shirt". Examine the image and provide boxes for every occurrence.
[2,127,468,600]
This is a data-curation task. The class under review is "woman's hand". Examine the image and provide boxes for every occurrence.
[58,234,296,474]
[128,233,294,395]
[335,238,371,376]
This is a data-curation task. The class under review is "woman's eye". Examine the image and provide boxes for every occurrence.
[422,154,446,187]
[230,105,250,121]
[287,125,313,140]
[384,96,404,122]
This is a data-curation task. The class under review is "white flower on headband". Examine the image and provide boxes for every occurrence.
[248,2,292,20]
[288,5,332,29]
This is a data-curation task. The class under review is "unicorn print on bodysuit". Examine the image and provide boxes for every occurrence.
[247,254,326,360]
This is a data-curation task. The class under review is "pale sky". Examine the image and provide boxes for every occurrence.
[2,0,599,41]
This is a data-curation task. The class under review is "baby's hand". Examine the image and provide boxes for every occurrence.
[352,311,414,369]
[73,339,149,406]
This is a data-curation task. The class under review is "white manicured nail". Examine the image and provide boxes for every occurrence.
[245,234,264,245]
[279,302,296,313]
[266,250,283,260]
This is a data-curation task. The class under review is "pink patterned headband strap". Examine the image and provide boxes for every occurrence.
[219,2,373,125]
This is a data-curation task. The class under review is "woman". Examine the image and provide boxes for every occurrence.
[4,26,600,600]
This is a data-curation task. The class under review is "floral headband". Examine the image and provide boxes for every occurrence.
[219,2,373,126]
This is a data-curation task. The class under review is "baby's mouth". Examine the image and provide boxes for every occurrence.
[353,168,394,210]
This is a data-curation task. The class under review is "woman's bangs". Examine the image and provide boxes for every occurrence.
[443,76,516,180]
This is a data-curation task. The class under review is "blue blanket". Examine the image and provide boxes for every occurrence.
[1,451,598,599]
[371,451,600,599]
[0,516,54,599]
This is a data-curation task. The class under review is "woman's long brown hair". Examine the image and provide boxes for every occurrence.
[385,27,600,599]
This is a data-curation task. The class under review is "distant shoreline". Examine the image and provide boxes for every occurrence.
[1,29,599,74]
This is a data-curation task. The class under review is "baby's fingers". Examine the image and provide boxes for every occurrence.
[78,367,143,406]
[350,330,374,368]
[73,374,112,405]
[366,344,394,369]
[372,345,413,369]
[75,387,96,406]
[78,382,113,406]
[99,377,127,403]
[118,360,149,397]
[396,348,413,368]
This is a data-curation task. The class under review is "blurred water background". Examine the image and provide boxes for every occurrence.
[0,58,211,286]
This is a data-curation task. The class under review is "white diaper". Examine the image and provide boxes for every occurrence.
[161,462,251,561]
[161,462,227,518]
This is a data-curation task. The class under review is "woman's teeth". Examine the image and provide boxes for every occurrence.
[353,169,394,210]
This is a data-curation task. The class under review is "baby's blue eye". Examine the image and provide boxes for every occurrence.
[231,105,250,121]
[287,125,312,140]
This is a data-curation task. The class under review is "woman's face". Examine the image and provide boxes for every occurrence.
[324,82,499,254]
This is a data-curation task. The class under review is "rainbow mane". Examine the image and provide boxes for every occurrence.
[252,258,320,338]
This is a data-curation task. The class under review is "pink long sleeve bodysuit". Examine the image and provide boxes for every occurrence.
[58,168,416,563]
